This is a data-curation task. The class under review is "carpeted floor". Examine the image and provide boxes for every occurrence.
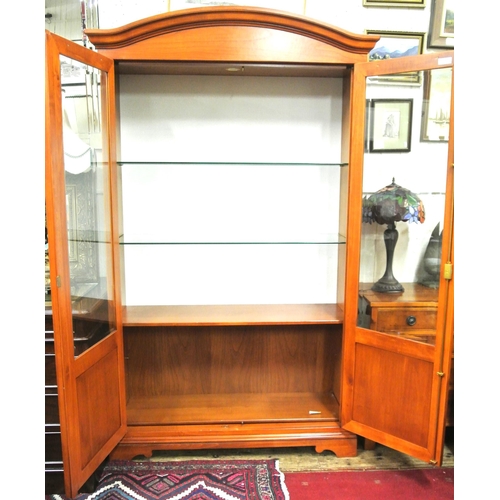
[46,459,290,500]
[46,455,454,500]
[47,430,454,498]
[285,467,454,499]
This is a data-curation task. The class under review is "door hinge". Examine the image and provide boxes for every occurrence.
[437,371,445,377]
[429,459,437,465]
[443,262,453,280]
[56,275,62,288]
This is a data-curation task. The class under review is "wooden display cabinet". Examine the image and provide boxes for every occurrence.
[45,7,454,498]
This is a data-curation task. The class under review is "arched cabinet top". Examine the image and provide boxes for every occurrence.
[85,7,379,66]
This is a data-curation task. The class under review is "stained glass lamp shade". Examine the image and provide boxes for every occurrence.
[362,178,425,293]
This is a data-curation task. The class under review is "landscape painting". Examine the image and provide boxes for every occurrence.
[365,31,425,84]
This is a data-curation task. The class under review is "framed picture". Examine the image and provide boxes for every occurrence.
[366,31,425,85]
[420,68,452,142]
[368,99,413,153]
[363,0,425,7]
[428,0,454,48]
[168,0,304,14]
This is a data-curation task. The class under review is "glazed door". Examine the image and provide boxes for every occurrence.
[45,32,126,497]
[342,51,454,464]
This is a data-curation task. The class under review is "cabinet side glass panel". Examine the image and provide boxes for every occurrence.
[118,74,345,306]
[358,67,452,345]
[60,55,116,355]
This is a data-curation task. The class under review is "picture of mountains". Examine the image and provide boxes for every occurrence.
[369,44,419,61]
[367,33,422,61]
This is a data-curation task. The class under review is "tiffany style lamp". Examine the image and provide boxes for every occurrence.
[362,178,425,293]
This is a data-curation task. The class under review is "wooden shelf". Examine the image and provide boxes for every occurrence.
[126,392,339,426]
[122,303,344,326]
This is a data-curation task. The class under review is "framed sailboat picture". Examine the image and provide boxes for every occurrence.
[420,67,451,142]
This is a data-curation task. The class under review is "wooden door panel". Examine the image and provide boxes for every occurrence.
[76,345,123,466]
[342,51,454,465]
[46,31,126,498]
[352,343,433,447]
[356,328,435,360]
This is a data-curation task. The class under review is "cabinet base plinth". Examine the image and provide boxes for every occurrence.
[110,422,357,460]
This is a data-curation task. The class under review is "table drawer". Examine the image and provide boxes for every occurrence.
[373,307,437,332]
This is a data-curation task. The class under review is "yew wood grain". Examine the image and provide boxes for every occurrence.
[122,304,343,326]
[75,348,123,466]
[86,7,379,57]
[124,324,341,399]
[352,343,433,448]
[111,420,357,459]
[126,392,339,425]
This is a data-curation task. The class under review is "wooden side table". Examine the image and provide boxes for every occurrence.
[358,282,439,343]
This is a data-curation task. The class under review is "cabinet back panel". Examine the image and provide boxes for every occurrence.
[124,325,340,398]
[118,75,343,163]
[118,75,344,306]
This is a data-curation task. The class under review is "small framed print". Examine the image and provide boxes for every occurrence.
[368,99,413,153]
[363,0,425,7]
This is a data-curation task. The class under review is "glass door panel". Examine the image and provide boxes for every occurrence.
[46,31,126,497]
[341,53,453,464]
[60,55,115,356]
[358,66,452,346]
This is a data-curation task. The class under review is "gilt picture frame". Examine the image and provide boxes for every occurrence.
[368,99,413,153]
[363,0,425,7]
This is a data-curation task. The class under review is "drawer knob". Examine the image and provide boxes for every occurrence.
[406,316,417,326]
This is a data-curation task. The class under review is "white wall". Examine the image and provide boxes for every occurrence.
[305,0,431,41]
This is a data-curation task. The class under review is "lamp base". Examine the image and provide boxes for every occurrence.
[371,279,404,293]
[371,223,405,293]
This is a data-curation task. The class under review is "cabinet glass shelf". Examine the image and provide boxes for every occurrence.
[118,161,348,167]
[119,234,346,245]
[119,160,344,306]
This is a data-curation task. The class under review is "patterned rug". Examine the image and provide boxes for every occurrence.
[45,459,290,500]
